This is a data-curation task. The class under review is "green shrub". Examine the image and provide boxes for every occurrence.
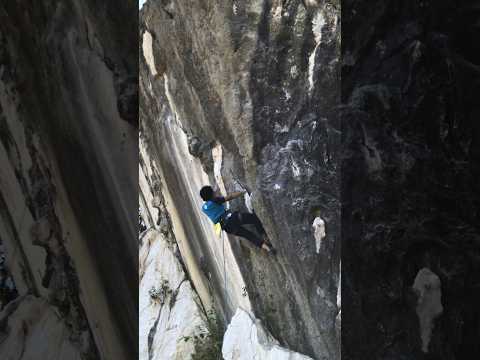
[182,309,223,360]
[149,279,172,305]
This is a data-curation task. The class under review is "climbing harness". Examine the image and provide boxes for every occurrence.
[213,210,232,237]
[218,211,232,228]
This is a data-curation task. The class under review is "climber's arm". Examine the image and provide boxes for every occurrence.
[223,191,245,202]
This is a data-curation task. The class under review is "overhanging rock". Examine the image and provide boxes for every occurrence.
[223,308,314,360]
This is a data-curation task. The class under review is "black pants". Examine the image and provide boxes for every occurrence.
[222,212,266,248]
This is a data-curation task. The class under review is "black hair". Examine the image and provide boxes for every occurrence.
[200,186,214,201]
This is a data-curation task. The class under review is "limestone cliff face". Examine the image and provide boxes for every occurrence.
[0,1,138,359]
[139,122,316,360]
[139,228,207,360]
[222,308,315,360]
[342,1,480,358]
[140,1,340,359]
[139,141,209,360]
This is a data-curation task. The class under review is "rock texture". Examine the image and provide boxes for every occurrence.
[342,1,480,359]
[223,308,314,360]
[140,1,340,359]
[139,143,225,360]
[139,228,207,360]
[412,268,443,353]
[0,296,84,359]
[0,1,137,359]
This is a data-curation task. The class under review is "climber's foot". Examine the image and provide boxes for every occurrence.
[262,234,272,246]
[262,235,277,255]
[261,241,276,255]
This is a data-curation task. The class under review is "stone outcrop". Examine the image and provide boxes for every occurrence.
[140,1,340,359]
[412,268,443,353]
[0,295,84,359]
[139,228,207,360]
[0,1,137,359]
[223,308,314,360]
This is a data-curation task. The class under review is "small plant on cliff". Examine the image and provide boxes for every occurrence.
[149,279,172,305]
[182,309,223,360]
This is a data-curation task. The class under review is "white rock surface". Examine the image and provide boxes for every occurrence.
[0,296,83,359]
[312,217,326,253]
[139,144,161,230]
[139,228,207,360]
[142,31,158,76]
[1,59,135,359]
[412,267,443,353]
[308,10,326,94]
[212,144,228,200]
[222,308,314,360]
[244,192,254,213]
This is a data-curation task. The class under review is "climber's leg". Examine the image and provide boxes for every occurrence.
[237,212,266,235]
[223,212,274,253]
[226,225,264,248]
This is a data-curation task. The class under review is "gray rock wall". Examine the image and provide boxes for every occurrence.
[140,1,340,359]
[0,1,138,359]
[342,1,480,358]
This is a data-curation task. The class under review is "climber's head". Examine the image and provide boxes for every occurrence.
[200,186,214,201]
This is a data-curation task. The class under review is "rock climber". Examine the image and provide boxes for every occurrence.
[199,185,276,254]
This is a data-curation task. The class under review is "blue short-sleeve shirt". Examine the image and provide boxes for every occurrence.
[202,197,226,223]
